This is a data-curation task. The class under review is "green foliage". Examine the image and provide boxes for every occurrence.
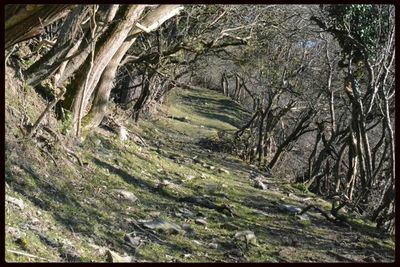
[291,183,308,193]
[60,108,73,135]
[324,4,391,60]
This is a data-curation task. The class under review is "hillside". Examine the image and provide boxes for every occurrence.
[5,68,395,263]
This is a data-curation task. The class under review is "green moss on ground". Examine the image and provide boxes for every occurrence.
[5,81,395,263]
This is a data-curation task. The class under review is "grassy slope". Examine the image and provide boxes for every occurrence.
[5,73,395,262]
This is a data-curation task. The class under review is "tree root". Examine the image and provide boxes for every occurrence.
[299,204,350,228]
[42,126,84,166]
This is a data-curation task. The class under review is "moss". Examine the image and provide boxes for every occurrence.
[5,77,395,263]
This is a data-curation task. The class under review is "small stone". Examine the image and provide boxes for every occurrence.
[234,230,257,245]
[142,219,184,235]
[192,240,202,246]
[6,226,21,238]
[124,234,141,247]
[185,175,195,181]
[254,179,268,190]
[106,250,134,263]
[208,243,218,249]
[277,204,302,214]
[296,214,310,221]
[209,166,215,170]
[114,189,138,203]
[148,211,161,217]
[219,168,229,174]
[195,218,207,226]
[157,179,172,188]
[177,208,195,218]
[6,195,25,209]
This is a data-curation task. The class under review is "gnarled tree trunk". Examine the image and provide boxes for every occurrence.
[67,5,146,135]
[82,5,183,132]
[5,5,73,49]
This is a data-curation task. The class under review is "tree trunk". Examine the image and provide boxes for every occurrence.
[25,5,90,87]
[82,5,183,132]
[56,5,120,88]
[68,5,145,133]
[5,5,73,49]
[268,108,315,170]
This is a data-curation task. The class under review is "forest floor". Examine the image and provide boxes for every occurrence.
[5,68,395,262]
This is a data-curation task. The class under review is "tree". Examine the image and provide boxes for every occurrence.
[5,5,73,49]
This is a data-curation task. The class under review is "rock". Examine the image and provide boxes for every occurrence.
[254,179,268,190]
[177,208,195,218]
[148,211,161,217]
[221,222,239,231]
[192,240,202,246]
[234,230,257,245]
[185,175,196,181]
[277,204,302,214]
[195,218,207,226]
[157,179,172,188]
[114,189,138,203]
[296,214,310,221]
[142,218,184,235]
[208,243,218,249]
[6,195,25,209]
[106,250,135,263]
[209,166,215,170]
[219,168,230,174]
[175,212,183,218]
[119,126,129,142]
[6,226,22,238]
[124,234,141,247]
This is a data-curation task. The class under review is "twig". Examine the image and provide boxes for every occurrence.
[7,249,55,262]
[5,44,17,64]
[38,146,58,167]
[42,126,84,167]
[300,204,335,221]
[27,87,66,138]
[64,146,84,167]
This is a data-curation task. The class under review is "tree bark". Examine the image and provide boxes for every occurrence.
[68,5,145,133]
[55,5,120,88]
[5,5,73,49]
[82,5,183,132]
[25,5,90,87]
